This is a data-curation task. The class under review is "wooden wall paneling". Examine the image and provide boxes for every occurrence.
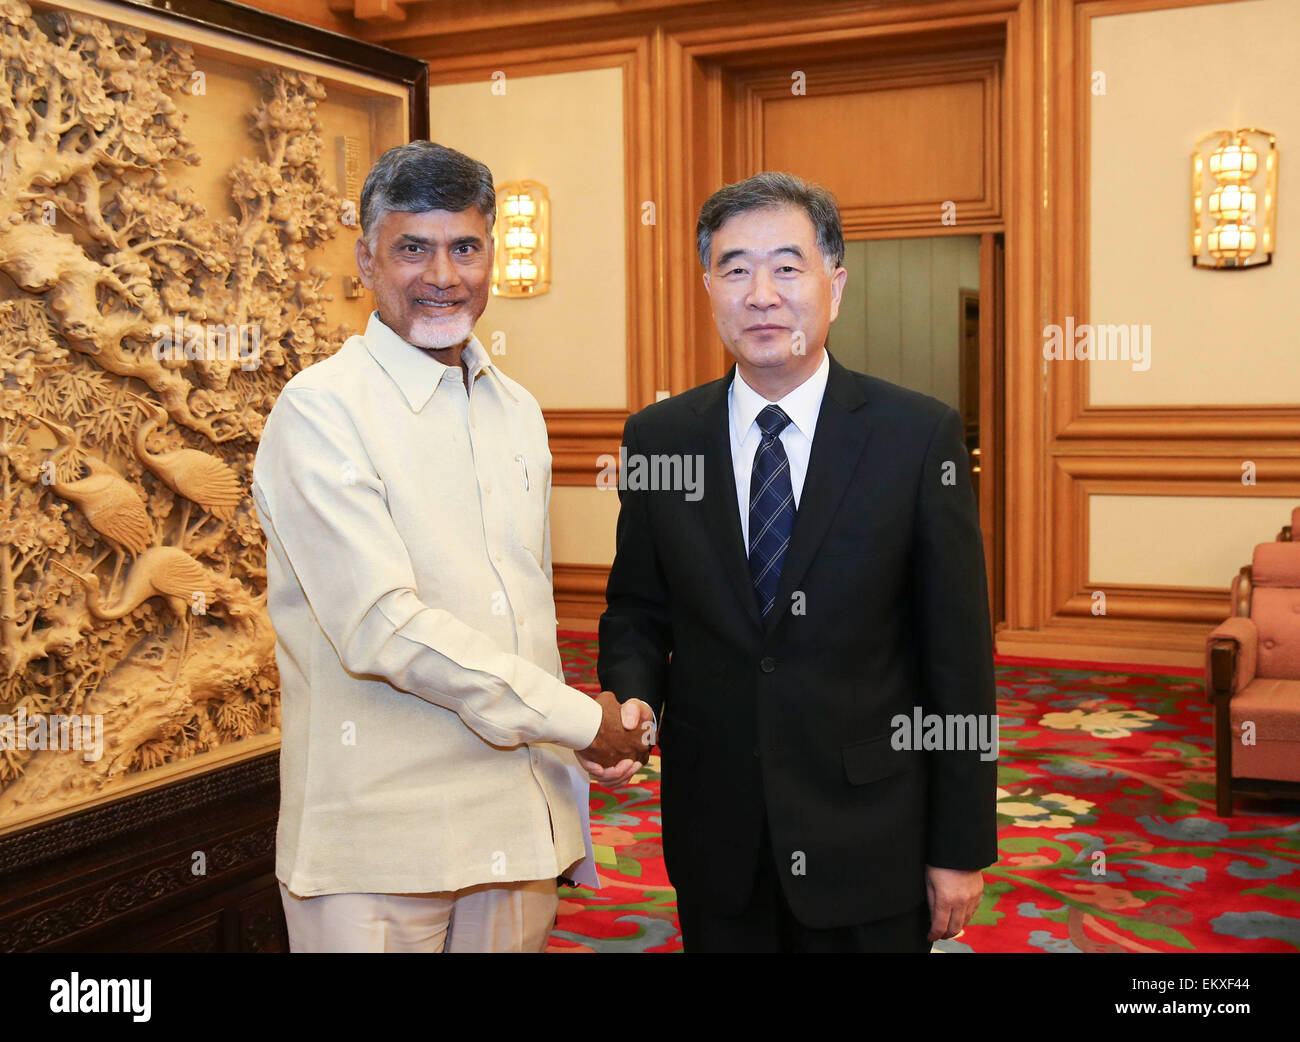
[675,38,728,391]
[1050,454,1300,641]
[978,231,1006,626]
[739,55,1003,234]
[637,31,667,409]
[553,562,613,624]
[1015,0,1296,664]
[997,0,1047,637]
[1059,409,1300,441]
[334,0,721,42]
[1056,1,1286,433]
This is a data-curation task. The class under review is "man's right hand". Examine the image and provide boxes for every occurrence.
[579,690,653,769]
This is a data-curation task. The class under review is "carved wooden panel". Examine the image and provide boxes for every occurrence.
[0,0,420,835]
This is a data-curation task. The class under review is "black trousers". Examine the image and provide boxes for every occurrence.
[675,818,932,953]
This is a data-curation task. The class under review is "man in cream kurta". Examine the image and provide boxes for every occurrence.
[249,142,649,952]
[253,312,604,948]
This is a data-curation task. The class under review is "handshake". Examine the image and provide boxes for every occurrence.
[577,690,656,787]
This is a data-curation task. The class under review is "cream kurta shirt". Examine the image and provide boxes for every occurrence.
[252,311,602,897]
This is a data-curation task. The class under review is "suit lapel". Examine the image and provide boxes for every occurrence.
[691,354,873,638]
[767,354,872,635]
[693,368,762,634]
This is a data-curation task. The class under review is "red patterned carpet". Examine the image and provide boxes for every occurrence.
[551,634,1300,953]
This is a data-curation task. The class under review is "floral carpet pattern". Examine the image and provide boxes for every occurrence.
[550,636,1300,953]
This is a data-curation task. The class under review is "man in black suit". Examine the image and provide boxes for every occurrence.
[585,172,998,952]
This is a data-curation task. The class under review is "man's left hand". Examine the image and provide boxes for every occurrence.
[924,865,983,942]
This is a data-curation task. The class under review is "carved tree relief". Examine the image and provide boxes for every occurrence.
[0,0,353,824]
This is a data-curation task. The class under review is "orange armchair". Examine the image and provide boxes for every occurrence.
[1206,539,1300,816]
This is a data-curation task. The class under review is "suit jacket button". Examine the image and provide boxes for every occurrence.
[753,746,760,758]
[760,656,775,673]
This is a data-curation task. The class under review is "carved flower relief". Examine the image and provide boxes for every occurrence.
[65,12,117,47]
[36,513,70,555]
[160,281,192,313]
[0,497,68,557]
[0,515,38,554]
[188,389,217,418]
[0,328,64,390]
[146,485,174,524]
[0,387,27,419]
[240,407,265,441]
[231,506,262,549]
[289,315,316,352]
[64,509,96,550]
[51,47,79,80]
[1,441,41,485]
[2,0,31,27]
[75,70,116,133]
[232,159,277,200]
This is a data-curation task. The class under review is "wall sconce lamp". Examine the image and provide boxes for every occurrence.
[1191,128,1278,270]
[492,180,550,296]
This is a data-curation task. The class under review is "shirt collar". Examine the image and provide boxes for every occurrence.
[362,311,514,413]
[729,347,830,443]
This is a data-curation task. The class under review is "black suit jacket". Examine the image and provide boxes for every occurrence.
[597,352,998,929]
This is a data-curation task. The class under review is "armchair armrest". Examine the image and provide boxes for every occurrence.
[1206,616,1258,700]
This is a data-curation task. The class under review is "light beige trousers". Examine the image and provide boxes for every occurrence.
[278,878,559,953]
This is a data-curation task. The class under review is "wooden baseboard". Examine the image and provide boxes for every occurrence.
[995,628,1205,670]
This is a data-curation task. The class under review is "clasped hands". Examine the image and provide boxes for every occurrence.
[578,690,655,787]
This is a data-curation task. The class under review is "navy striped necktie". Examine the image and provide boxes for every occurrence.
[748,404,795,620]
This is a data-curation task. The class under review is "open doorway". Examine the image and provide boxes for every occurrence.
[832,233,1004,623]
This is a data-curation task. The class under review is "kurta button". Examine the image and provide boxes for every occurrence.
[760,656,775,672]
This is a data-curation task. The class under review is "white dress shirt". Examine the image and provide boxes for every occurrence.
[252,311,602,898]
[729,348,830,549]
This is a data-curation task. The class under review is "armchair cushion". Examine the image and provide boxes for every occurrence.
[1251,543,1300,680]
[1253,541,1300,586]
[1229,678,1300,783]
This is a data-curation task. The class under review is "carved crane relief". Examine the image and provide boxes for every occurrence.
[20,413,152,556]
[52,547,215,684]
[52,548,215,624]
[126,392,244,542]
[0,2,355,824]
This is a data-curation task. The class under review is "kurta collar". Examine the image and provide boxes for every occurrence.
[362,311,513,412]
